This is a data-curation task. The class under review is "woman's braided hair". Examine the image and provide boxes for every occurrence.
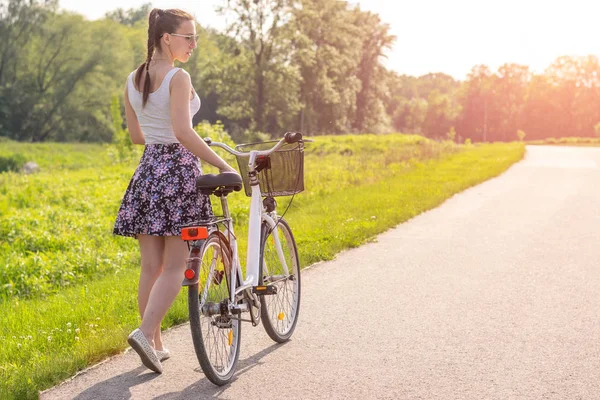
[134,8,194,107]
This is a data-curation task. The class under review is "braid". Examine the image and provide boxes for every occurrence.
[141,8,161,107]
[146,11,158,65]
[133,8,195,108]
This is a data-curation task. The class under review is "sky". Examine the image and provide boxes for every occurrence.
[57,0,600,80]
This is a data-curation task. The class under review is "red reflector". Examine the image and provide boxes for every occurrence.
[181,226,208,241]
[184,269,195,280]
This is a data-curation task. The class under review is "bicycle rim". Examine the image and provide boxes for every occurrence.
[259,218,301,342]
[188,233,241,385]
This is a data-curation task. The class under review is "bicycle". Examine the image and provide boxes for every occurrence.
[179,132,306,385]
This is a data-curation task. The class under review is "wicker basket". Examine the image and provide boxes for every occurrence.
[234,140,305,197]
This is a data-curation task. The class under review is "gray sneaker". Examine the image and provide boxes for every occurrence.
[156,348,171,361]
[127,329,163,373]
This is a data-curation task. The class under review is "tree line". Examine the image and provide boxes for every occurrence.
[1,0,599,143]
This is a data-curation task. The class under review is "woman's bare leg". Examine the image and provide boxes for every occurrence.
[139,236,187,345]
[137,234,165,348]
[153,325,164,351]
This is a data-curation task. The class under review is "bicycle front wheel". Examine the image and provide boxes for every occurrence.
[259,218,301,343]
[188,232,241,385]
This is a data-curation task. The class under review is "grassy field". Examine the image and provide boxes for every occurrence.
[0,135,525,399]
[527,137,600,146]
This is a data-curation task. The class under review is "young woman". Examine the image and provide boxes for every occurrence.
[113,8,238,373]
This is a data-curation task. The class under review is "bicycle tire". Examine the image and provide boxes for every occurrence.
[188,231,241,385]
[259,217,301,343]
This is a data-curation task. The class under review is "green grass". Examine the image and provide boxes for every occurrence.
[0,135,525,399]
[0,166,139,299]
[0,140,129,170]
[0,134,453,301]
[528,137,600,147]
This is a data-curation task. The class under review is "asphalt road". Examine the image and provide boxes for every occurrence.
[42,145,600,400]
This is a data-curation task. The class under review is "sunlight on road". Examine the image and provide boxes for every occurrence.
[523,146,599,169]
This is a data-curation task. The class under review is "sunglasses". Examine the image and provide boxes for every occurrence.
[170,33,200,43]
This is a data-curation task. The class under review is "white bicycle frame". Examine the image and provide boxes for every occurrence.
[209,140,292,308]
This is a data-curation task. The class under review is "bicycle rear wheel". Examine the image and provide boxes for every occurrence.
[259,218,301,342]
[188,232,241,385]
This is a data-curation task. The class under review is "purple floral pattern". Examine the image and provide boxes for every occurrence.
[113,143,213,238]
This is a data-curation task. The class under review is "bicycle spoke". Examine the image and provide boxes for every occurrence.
[260,219,300,342]
[189,235,240,384]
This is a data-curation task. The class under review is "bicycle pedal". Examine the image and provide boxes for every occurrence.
[252,285,277,296]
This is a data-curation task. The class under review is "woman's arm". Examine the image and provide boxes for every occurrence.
[170,70,237,173]
[124,84,145,145]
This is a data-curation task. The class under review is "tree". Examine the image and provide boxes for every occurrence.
[392,97,428,134]
[416,73,459,98]
[218,0,296,134]
[105,2,152,26]
[186,28,237,129]
[457,65,495,142]
[351,9,395,133]
[545,55,600,137]
[520,56,600,140]
[0,10,130,142]
[492,63,530,141]
[0,0,56,86]
[289,0,362,134]
[520,74,557,140]
[422,90,460,139]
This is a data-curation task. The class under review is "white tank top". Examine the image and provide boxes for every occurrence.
[127,68,201,145]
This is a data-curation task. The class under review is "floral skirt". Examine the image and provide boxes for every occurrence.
[113,143,213,238]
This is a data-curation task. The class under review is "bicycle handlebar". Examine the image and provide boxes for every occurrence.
[284,131,303,144]
[203,132,304,158]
